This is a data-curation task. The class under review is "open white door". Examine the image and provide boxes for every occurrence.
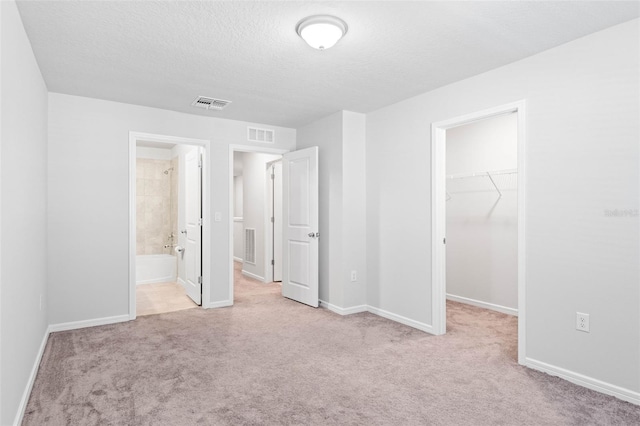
[282,147,319,307]
[183,147,202,305]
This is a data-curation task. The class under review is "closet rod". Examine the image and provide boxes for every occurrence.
[446,168,517,180]
[446,168,516,199]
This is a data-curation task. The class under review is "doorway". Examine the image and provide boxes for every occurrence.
[232,151,282,284]
[229,145,320,308]
[431,101,526,364]
[129,132,211,319]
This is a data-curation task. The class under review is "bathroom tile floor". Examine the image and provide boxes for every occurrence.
[136,281,198,316]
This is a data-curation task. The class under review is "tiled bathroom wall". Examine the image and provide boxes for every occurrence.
[136,157,179,255]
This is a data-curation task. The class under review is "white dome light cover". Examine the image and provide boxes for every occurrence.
[296,15,348,50]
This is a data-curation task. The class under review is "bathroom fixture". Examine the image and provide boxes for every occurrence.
[296,15,348,50]
[174,246,185,254]
[163,167,174,175]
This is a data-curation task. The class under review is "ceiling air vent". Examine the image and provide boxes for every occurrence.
[191,96,231,111]
[247,126,275,143]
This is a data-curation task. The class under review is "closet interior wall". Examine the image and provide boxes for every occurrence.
[445,113,518,313]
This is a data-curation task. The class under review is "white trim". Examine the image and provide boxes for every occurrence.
[319,300,368,315]
[48,315,130,333]
[367,306,435,334]
[233,256,243,262]
[208,300,233,308]
[431,121,447,336]
[318,301,435,334]
[129,132,211,318]
[446,294,518,316]
[431,100,527,363]
[525,358,640,406]
[229,145,288,305]
[264,163,273,283]
[241,270,264,282]
[13,328,49,426]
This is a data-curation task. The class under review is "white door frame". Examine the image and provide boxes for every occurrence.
[228,145,288,303]
[430,100,527,364]
[265,158,282,283]
[129,132,212,319]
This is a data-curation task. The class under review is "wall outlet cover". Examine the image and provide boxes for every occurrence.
[576,312,590,332]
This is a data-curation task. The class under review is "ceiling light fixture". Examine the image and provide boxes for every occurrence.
[296,15,348,50]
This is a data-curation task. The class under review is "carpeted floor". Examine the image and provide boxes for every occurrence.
[23,265,640,425]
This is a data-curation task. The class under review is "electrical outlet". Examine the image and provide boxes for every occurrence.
[350,270,357,282]
[576,312,590,332]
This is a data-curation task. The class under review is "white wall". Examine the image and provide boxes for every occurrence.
[47,93,296,323]
[297,111,367,310]
[234,175,244,217]
[241,152,280,281]
[446,113,518,311]
[341,111,367,308]
[0,1,49,423]
[297,112,345,306]
[366,19,639,395]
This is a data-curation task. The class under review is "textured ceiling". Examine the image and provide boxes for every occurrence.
[16,1,640,128]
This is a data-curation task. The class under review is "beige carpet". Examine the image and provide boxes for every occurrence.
[23,266,639,425]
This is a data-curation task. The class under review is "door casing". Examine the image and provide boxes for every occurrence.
[128,132,211,319]
[228,145,288,303]
[430,100,527,364]
[265,159,283,283]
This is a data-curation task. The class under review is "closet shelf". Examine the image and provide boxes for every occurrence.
[446,168,517,198]
[446,168,517,180]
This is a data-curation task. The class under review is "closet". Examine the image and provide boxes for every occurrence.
[445,112,518,315]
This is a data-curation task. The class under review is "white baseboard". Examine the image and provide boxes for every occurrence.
[525,357,640,405]
[241,270,264,282]
[233,256,243,262]
[318,300,435,335]
[446,293,518,316]
[367,305,435,334]
[206,300,233,308]
[48,314,130,333]
[13,327,50,426]
[319,300,368,315]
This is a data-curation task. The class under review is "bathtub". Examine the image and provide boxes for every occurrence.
[136,254,177,285]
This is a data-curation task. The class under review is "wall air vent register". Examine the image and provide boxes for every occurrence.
[191,96,231,111]
[247,127,275,143]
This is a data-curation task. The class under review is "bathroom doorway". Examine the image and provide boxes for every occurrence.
[129,132,211,319]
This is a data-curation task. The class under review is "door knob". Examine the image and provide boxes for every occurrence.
[308,232,319,238]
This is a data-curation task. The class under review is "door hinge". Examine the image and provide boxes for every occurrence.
[271,174,275,180]
[443,238,446,244]
[197,276,202,284]
[270,217,274,223]
[198,154,203,168]
[271,259,274,266]
[198,218,203,226]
